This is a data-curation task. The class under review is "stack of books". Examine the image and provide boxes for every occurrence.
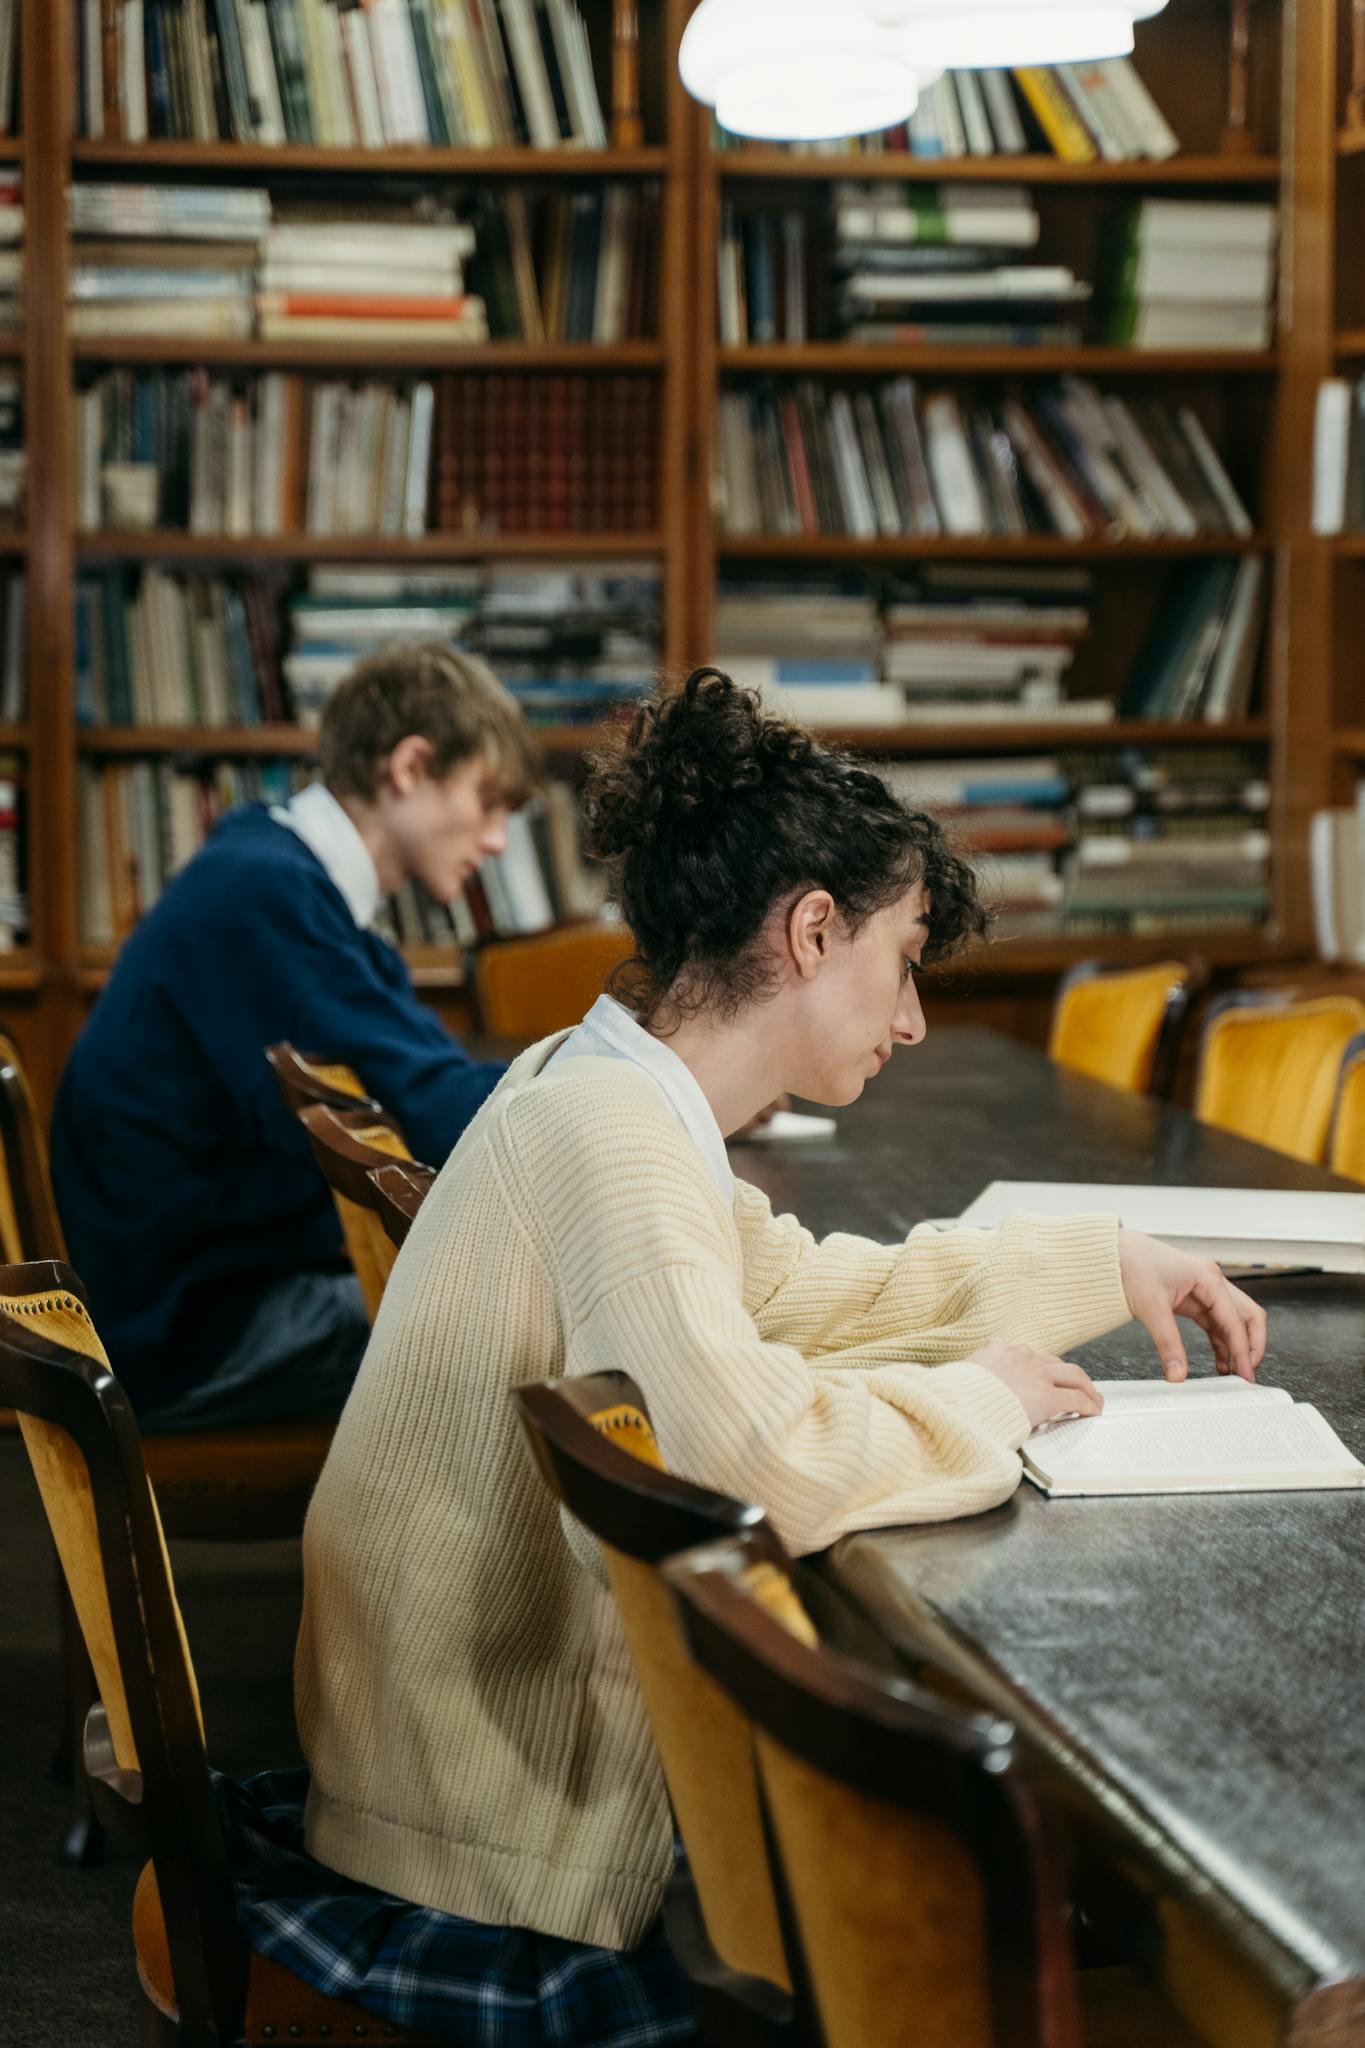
[259,205,485,344]
[283,568,483,726]
[473,185,661,343]
[883,570,1107,726]
[1107,200,1278,352]
[465,561,660,726]
[74,368,440,537]
[1120,560,1266,723]
[69,183,272,341]
[74,567,288,726]
[832,183,1087,350]
[714,376,1254,540]
[883,754,1071,938]
[712,581,884,724]
[79,757,308,946]
[716,208,808,345]
[1061,745,1271,935]
[0,370,22,530]
[77,0,608,150]
[437,372,657,532]
[714,59,1179,162]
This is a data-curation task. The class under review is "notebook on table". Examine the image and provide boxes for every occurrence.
[1023,1378,1365,1498]
[953,1182,1365,1275]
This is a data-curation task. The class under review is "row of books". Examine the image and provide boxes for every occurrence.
[79,752,604,949]
[714,58,1180,163]
[1107,200,1277,353]
[881,745,1270,938]
[73,558,659,729]
[70,184,494,343]
[715,563,1263,730]
[1311,376,1365,534]
[471,185,660,343]
[436,371,656,533]
[75,369,442,536]
[714,377,1254,542]
[77,0,610,151]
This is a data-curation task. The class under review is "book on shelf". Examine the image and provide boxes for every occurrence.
[0,566,23,720]
[1311,376,1365,535]
[1106,199,1278,352]
[1120,559,1266,724]
[471,183,660,342]
[0,0,16,139]
[1020,1379,1364,1499]
[714,57,1179,163]
[716,204,808,346]
[714,375,1254,542]
[76,0,609,151]
[1309,786,1365,965]
[437,371,657,532]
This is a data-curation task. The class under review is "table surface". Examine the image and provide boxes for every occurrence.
[732,1030,1365,2034]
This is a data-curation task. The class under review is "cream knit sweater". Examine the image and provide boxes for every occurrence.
[295,1037,1130,1950]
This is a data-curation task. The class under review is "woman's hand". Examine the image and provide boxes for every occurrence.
[1118,1228,1268,1383]
[969,1337,1103,1430]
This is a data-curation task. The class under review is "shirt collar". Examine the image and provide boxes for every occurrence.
[574,995,735,1204]
[270,783,382,930]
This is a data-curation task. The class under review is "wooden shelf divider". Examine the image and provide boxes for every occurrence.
[70,338,668,369]
[76,722,609,756]
[713,150,1281,185]
[76,530,667,562]
[717,345,1281,377]
[71,141,671,175]
[715,535,1270,562]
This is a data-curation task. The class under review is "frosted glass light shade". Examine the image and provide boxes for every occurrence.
[865,0,1167,66]
[679,0,934,140]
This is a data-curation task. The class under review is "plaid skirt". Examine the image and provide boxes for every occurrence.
[213,1769,701,2047]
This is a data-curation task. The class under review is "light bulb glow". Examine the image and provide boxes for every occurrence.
[896,5,1138,66]
[680,0,935,139]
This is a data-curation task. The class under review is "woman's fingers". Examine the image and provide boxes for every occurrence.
[1181,1270,1259,1381]
[1049,1359,1103,1415]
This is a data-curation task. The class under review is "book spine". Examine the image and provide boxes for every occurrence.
[1012,66,1098,162]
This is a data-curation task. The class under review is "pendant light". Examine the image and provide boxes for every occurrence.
[867,0,1169,68]
[678,0,938,142]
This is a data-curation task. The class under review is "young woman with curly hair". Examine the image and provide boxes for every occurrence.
[221,668,1267,2045]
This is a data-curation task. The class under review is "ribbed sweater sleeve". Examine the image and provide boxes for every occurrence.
[735,1179,1131,1365]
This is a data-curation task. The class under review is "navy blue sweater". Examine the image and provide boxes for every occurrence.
[51,805,504,1410]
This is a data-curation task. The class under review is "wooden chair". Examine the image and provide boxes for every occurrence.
[0,1262,441,2048]
[0,1029,334,1865]
[1328,1030,1365,1182]
[264,1039,386,1121]
[475,921,634,1038]
[512,1369,815,2047]
[369,1159,438,1250]
[666,1531,1204,2048]
[296,1103,416,1321]
[1193,990,1365,1161]
[1048,960,1202,1098]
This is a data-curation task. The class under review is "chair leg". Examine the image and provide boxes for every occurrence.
[53,1567,104,1868]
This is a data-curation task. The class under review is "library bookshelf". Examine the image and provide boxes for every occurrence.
[3,0,1355,1102]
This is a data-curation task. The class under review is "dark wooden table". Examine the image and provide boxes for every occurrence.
[731,1030,1365,2048]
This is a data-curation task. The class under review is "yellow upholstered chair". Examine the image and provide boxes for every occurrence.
[666,1533,1204,2048]
[264,1040,384,1121]
[296,1103,416,1321]
[513,1369,809,2046]
[0,1261,440,2048]
[1048,960,1200,1097]
[1328,1031,1365,1182]
[1194,991,1365,1162]
[475,921,634,1039]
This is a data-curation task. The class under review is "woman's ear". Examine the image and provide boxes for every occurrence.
[786,889,837,981]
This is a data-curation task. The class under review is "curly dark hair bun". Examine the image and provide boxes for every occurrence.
[585,667,987,1023]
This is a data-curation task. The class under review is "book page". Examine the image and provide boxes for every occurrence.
[956,1181,1365,1263]
[1080,1378,1290,1420]
[1025,1403,1364,1495]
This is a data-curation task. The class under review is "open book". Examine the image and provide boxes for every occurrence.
[1023,1378,1365,1497]
[954,1181,1365,1275]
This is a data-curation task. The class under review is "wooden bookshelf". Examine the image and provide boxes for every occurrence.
[717,346,1281,376]
[76,722,611,757]
[76,531,666,562]
[715,151,1282,185]
[70,339,669,369]
[804,720,1272,755]
[71,141,671,176]
[717,536,1272,561]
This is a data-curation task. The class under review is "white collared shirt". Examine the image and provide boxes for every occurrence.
[545,994,735,1206]
[270,782,382,931]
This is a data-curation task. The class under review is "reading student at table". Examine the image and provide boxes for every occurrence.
[49,644,538,1431]
[213,669,1269,2048]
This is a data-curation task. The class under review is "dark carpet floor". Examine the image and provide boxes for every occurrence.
[0,1434,304,2044]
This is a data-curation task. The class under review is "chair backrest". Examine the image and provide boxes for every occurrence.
[1328,1030,1365,1182]
[512,1371,798,2000]
[1194,991,1365,1161]
[296,1105,415,1321]
[265,1041,385,1121]
[476,922,634,1039]
[666,1533,1080,2048]
[1048,959,1199,1097]
[0,1260,244,2039]
[369,1160,438,1251]
[0,1031,68,1260]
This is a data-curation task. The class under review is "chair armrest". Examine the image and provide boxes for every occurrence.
[84,1701,146,1842]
